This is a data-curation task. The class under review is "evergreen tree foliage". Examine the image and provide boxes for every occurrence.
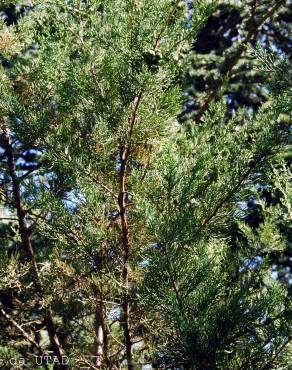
[0,1,291,369]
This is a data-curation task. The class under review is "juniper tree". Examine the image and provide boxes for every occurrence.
[0,1,291,370]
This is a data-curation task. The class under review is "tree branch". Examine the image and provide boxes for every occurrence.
[0,306,47,355]
[1,121,67,370]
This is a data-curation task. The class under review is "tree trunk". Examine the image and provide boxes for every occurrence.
[1,122,67,370]
[94,300,104,368]
[118,146,135,370]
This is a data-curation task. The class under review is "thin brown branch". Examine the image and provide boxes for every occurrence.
[0,306,47,355]
[0,217,19,221]
[114,5,182,358]
[118,145,134,370]
[128,92,143,138]
[116,89,145,370]
[19,163,42,181]
[152,0,182,50]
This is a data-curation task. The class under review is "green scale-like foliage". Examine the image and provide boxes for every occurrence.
[0,1,291,369]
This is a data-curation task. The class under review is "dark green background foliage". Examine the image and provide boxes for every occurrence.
[0,1,291,369]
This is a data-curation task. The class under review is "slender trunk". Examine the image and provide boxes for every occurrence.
[93,299,110,369]
[121,298,134,370]
[118,146,134,370]
[93,300,104,368]
[115,93,142,369]
[1,123,67,369]
[102,310,110,369]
